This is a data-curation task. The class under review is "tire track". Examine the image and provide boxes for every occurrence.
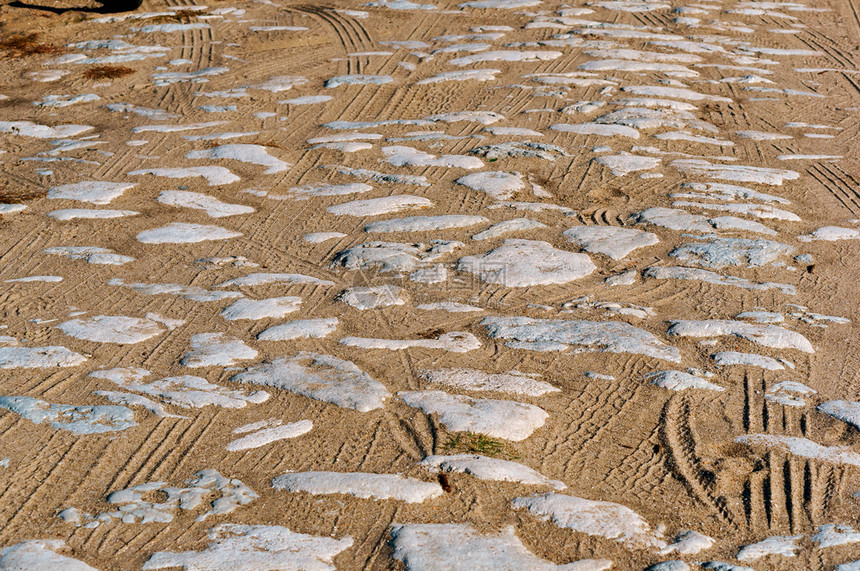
[576,207,627,226]
[284,5,375,75]
[604,423,665,497]
[543,380,651,479]
[849,0,860,40]
[800,29,855,68]
[807,163,860,215]
[659,394,738,526]
[0,439,89,542]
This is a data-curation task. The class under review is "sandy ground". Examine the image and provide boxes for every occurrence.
[0,0,860,569]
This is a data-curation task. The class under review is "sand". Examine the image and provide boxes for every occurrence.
[0,0,860,569]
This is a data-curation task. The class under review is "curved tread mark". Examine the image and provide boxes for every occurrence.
[659,394,738,526]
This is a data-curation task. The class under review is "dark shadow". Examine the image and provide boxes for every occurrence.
[7,0,141,13]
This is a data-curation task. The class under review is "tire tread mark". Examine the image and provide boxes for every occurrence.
[0,440,86,542]
[848,0,860,40]
[795,33,852,69]
[803,29,855,68]
[807,165,860,215]
[659,394,738,526]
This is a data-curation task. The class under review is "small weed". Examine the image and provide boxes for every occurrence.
[417,328,444,339]
[247,140,285,150]
[0,184,46,204]
[82,65,135,80]
[437,473,452,493]
[0,34,65,58]
[146,9,207,23]
[443,432,519,459]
